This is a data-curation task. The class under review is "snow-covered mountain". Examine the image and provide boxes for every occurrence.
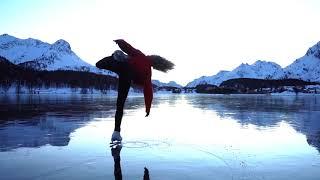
[0,34,114,76]
[186,71,230,88]
[152,80,182,88]
[282,41,320,82]
[187,41,320,87]
[186,60,283,87]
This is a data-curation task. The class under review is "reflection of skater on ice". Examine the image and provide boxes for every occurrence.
[111,144,122,180]
[111,144,150,180]
[96,39,174,142]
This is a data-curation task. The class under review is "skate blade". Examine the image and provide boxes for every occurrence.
[110,141,122,148]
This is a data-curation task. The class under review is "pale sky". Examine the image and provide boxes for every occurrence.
[1,0,320,85]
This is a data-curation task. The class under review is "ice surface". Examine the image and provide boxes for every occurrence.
[0,94,320,180]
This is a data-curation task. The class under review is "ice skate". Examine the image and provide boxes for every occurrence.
[110,131,122,145]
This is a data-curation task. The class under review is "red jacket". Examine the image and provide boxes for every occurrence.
[114,39,153,115]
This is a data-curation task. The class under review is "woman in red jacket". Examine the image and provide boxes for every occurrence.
[96,39,174,142]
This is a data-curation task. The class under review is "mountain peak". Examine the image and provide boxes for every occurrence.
[236,63,250,69]
[0,33,18,44]
[253,60,269,66]
[0,33,14,37]
[51,39,72,53]
[253,60,270,64]
[305,41,320,57]
[253,60,282,68]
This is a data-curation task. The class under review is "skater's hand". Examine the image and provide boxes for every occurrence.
[145,112,150,117]
[114,39,124,44]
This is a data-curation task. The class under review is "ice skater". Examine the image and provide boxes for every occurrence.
[96,39,174,142]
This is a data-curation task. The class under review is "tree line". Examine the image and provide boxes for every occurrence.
[195,78,319,94]
[220,78,318,89]
[0,56,118,94]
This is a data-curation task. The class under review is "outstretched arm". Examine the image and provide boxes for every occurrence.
[114,39,144,57]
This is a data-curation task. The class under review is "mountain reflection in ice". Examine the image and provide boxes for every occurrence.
[186,95,320,152]
[0,94,145,151]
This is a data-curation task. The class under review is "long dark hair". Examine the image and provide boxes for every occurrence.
[148,55,174,73]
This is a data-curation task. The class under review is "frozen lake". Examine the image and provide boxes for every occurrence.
[0,94,320,180]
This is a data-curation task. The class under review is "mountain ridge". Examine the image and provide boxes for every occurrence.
[187,41,320,87]
[0,34,115,76]
[152,80,182,88]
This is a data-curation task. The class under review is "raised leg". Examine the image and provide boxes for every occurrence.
[96,56,124,74]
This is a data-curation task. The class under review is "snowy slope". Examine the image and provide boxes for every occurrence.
[0,34,115,76]
[152,80,182,88]
[231,61,284,79]
[0,34,50,64]
[166,81,183,88]
[283,41,320,82]
[186,61,283,87]
[186,70,230,87]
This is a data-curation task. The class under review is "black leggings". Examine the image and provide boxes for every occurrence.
[96,57,132,132]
